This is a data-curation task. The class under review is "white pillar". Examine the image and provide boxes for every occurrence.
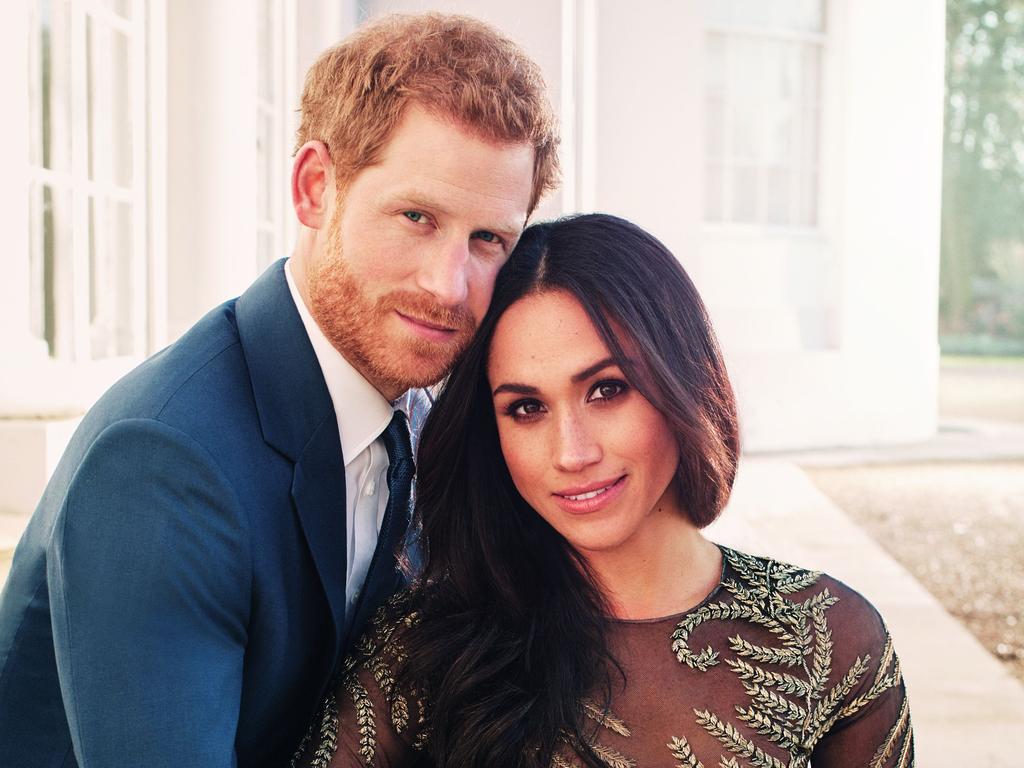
[165,0,261,341]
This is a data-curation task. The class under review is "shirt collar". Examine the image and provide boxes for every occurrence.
[284,259,395,465]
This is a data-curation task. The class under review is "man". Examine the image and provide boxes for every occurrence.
[0,13,558,767]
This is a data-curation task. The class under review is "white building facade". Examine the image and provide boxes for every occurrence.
[0,0,946,517]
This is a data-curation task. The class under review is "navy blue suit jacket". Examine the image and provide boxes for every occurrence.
[0,261,405,766]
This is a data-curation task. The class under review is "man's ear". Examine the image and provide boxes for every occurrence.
[292,141,334,229]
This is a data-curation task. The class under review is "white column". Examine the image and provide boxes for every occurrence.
[837,0,944,442]
[165,0,261,341]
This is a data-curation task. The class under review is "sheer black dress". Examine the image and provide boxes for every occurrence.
[293,546,914,768]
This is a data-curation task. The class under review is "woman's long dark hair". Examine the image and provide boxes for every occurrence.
[397,214,740,767]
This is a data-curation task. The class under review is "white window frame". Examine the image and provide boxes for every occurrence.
[25,0,152,363]
[703,5,828,233]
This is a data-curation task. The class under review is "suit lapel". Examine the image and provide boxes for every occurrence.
[235,260,348,661]
[291,421,348,661]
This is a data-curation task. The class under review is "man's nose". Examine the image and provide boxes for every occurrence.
[553,411,603,473]
[415,237,471,307]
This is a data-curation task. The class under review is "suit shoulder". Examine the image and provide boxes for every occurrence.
[93,300,244,421]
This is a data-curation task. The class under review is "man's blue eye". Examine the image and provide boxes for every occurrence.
[404,211,425,223]
[473,231,499,243]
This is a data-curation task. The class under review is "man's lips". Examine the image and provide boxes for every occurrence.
[552,475,627,514]
[396,310,459,341]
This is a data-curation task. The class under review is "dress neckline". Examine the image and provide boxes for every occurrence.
[607,543,728,626]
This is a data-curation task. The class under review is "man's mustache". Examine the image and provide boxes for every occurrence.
[382,291,476,334]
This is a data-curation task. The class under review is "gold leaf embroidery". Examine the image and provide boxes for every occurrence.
[693,709,787,768]
[667,548,912,767]
[591,742,637,768]
[583,698,632,737]
[349,679,377,766]
[668,736,706,768]
[871,697,912,768]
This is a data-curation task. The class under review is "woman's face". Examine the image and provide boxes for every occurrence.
[487,290,683,560]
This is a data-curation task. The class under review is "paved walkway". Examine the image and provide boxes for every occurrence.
[709,456,1024,768]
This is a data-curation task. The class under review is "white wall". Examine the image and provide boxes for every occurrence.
[576,0,944,450]
[166,1,261,340]
[720,0,945,450]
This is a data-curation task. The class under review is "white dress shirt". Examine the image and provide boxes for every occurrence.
[284,260,395,622]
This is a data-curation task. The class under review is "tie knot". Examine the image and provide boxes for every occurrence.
[382,410,413,467]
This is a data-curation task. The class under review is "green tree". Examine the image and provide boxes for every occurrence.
[942,0,1024,341]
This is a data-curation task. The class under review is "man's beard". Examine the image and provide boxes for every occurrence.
[307,223,476,396]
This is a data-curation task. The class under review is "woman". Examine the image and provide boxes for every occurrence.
[293,214,914,768]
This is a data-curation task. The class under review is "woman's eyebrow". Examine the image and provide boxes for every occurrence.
[570,357,619,383]
[491,358,624,397]
[492,382,540,397]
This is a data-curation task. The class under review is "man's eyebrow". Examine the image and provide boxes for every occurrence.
[491,358,624,397]
[391,193,452,217]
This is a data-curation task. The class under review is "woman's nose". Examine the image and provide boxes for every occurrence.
[553,412,602,473]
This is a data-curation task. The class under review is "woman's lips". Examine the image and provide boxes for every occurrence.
[552,475,627,515]
[396,311,457,342]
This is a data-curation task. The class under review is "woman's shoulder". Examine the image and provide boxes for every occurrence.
[705,546,911,756]
[713,545,898,665]
[718,545,885,611]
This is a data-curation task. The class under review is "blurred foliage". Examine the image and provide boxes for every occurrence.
[941,0,1024,346]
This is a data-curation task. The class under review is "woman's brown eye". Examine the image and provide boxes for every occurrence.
[591,381,627,401]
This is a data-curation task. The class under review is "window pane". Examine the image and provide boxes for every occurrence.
[785,0,825,34]
[797,172,818,227]
[802,44,822,103]
[731,165,759,222]
[259,0,274,102]
[704,0,824,33]
[29,0,72,172]
[29,183,74,357]
[706,97,724,158]
[89,197,135,358]
[703,8,823,227]
[257,110,274,222]
[776,40,800,101]
[87,16,133,187]
[767,107,794,165]
[706,34,726,97]
[801,105,821,171]
[729,40,771,160]
[765,168,791,225]
[101,0,132,19]
[705,163,724,221]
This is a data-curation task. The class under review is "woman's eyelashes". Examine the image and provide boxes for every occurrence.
[501,380,631,422]
[505,398,545,421]
[588,379,629,402]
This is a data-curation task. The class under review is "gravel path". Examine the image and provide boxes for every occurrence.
[805,461,1024,684]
